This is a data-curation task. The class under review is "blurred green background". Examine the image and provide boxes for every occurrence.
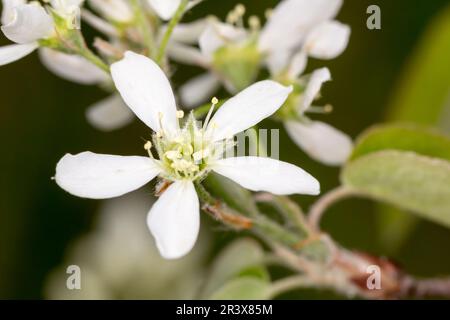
[1,0,450,299]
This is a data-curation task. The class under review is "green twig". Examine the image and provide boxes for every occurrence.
[156,0,189,64]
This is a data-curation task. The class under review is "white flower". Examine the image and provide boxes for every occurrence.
[169,0,350,106]
[0,1,54,65]
[55,51,320,259]
[259,0,351,75]
[0,0,88,66]
[283,68,353,166]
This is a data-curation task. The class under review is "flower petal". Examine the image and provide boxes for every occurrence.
[305,21,351,60]
[111,51,179,134]
[259,0,343,52]
[86,94,135,131]
[147,180,200,259]
[179,72,221,108]
[166,42,208,67]
[212,156,320,195]
[300,67,331,113]
[55,152,161,199]
[207,80,293,141]
[0,42,37,65]
[39,48,108,84]
[285,120,353,166]
[1,3,54,44]
[199,21,247,59]
[287,50,307,79]
[170,19,208,44]
[89,0,134,22]
[147,0,181,20]
[1,0,26,25]
[265,50,291,76]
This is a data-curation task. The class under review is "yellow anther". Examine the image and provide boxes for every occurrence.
[265,9,273,19]
[235,4,246,16]
[226,11,238,24]
[324,104,333,113]
[176,110,184,118]
[144,141,152,150]
[248,15,260,30]
[211,97,219,105]
[156,131,163,138]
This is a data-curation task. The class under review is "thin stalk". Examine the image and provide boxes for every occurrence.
[132,0,156,57]
[156,0,189,64]
[268,275,312,298]
[308,186,356,231]
[79,47,110,73]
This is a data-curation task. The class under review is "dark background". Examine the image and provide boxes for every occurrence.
[1,0,450,299]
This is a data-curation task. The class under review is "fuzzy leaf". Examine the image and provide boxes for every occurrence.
[342,151,450,229]
[200,238,266,298]
[377,4,450,252]
[351,124,450,161]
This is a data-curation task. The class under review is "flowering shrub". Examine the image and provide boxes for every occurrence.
[1,0,450,299]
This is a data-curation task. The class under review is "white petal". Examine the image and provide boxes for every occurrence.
[39,48,108,84]
[300,67,331,112]
[55,152,161,199]
[110,51,179,134]
[86,94,135,131]
[147,0,181,20]
[1,3,54,44]
[259,0,343,52]
[199,21,247,59]
[265,50,291,76]
[207,81,293,141]
[305,21,350,60]
[212,156,320,195]
[287,50,307,79]
[81,9,118,37]
[170,19,208,44]
[1,0,26,25]
[147,180,200,259]
[285,120,353,166]
[166,42,208,67]
[88,0,133,22]
[179,73,221,108]
[0,42,37,65]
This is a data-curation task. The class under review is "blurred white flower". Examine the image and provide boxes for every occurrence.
[44,191,209,299]
[0,0,89,66]
[169,0,350,107]
[0,1,54,65]
[54,51,320,259]
[88,0,133,23]
[259,0,350,75]
[282,68,353,166]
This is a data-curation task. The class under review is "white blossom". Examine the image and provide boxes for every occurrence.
[259,0,350,75]
[0,1,54,65]
[283,68,353,166]
[55,51,320,259]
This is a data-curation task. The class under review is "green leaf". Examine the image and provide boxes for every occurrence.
[209,277,270,300]
[200,238,266,298]
[351,124,450,161]
[342,151,450,229]
[203,172,260,217]
[376,4,450,251]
